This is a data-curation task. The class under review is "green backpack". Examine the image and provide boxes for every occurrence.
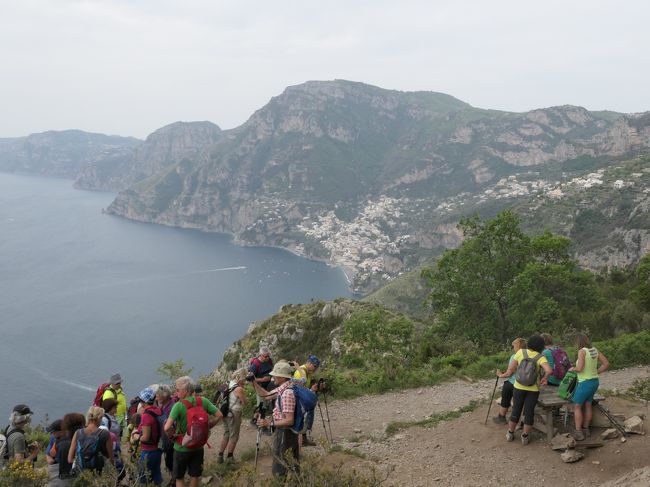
[558,370,578,400]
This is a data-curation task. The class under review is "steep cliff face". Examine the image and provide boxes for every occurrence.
[74,121,222,191]
[105,80,650,292]
[0,130,139,178]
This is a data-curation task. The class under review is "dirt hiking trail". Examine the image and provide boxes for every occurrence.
[210,366,650,486]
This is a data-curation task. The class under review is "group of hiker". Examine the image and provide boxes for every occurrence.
[494,332,610,445]
[0,350,325,486]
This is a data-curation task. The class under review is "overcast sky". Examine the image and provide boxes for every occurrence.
[1,0,649,139]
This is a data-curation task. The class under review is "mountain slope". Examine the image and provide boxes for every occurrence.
[106,80,650,292]
[74,121,222,191]
[0,130,140,178]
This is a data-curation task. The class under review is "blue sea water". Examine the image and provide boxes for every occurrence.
[0,173,351,423]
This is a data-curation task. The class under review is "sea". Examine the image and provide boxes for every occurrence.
[0,172,352,424]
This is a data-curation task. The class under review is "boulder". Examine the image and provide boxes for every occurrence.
[600,428,619,440]
[551,433,576,451]
[561,449,584,463]
[624,416,645,435]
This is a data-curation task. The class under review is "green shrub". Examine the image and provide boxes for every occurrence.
[0,462,48,487]
[628,377,650,401]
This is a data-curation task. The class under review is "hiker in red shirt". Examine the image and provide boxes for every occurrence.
[131,387,163,486]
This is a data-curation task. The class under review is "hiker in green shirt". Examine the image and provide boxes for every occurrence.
[164,376,221,487]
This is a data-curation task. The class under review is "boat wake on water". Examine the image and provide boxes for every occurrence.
[73,266,248,293]
[28,366,95,392]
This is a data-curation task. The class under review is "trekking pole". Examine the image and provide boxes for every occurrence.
[322,390,333,442]
[254,426,262,467]
[316,400,330,444]
[595,402,627,438]
[484,375,500,425]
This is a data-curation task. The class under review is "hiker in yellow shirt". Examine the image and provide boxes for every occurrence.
[497,335,552,445]
[569,333,609,440]
[293,355,320,447]
[102,373,127,435]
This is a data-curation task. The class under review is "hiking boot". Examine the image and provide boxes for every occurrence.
[303,436,317,447]
[217,454,224,464]
[573,429,585,441]
[521,434,530,446]
[492,414,507,424]
[584,427,591,437]
[506,430,515,442]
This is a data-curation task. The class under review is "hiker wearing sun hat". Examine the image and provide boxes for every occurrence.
[252,360,299,476]
[103,373,127,435]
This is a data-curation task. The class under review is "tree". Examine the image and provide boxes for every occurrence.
[423,211,530,344]
[156,359,194,382]
[423,211,601,346]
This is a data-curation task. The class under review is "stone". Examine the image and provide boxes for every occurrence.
[561,449,584,463]
[600,428,619,440]
[551,433,576,451]
[201,476,213,485]
[624,416,645,435]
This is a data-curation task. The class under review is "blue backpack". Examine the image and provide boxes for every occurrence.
[75,428,104,471]
[278,384,318,434]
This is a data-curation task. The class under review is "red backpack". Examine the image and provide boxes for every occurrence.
[177,396,209,448]
[93,383,116,407]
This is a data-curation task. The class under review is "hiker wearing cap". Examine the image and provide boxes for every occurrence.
[131,387,163,486]
[569,333,610,441]
[164,376,221,487]
[253,361,299,477]
[5,404,39,464]
[44,419,64,484]
[293,355,321,447]
[103,373,127,434]
[218,368,247,464]
[498,335,553,445]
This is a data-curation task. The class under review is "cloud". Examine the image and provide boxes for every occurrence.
[1,0,649,138]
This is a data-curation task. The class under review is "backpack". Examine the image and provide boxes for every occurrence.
[278,384,318,434]
[177,396,209,449]
[515,349,543,387]
[213,383,239,417]
[141,409,164,449]
[550,346,572,381]
[93,383,116,407]
[75,428,105,471]
[0,427,22,469]
[558,370,578,400]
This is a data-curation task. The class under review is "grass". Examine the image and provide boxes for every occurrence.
[328,444,367,459]
[385,398,485,436]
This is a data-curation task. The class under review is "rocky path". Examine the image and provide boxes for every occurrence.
[220,366,650,486]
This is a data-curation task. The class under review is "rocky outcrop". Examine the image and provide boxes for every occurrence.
[74,121,222,191]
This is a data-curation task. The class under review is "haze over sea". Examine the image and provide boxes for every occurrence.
[0,173,351,422]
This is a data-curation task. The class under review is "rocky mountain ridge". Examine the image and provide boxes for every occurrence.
[104,80,650,292]
[2,80,649,293]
